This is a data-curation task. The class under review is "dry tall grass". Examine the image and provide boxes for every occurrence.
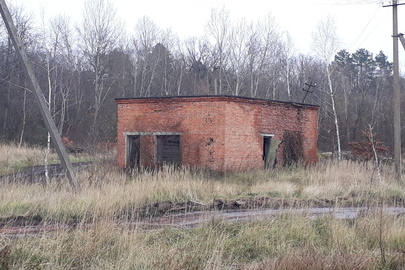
[1,145,405,269]
[0,143,96,176]
[0,143,51,175]
[4,212,405,269]
[0,155,403,223]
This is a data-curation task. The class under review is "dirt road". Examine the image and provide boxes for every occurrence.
[1,202,404,238]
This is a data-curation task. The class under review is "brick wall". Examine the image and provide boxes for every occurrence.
[116,96,319,172]
[220,98,319,171]
[116,97,227,171]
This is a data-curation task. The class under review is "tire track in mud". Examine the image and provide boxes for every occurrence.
[1,204,404,238]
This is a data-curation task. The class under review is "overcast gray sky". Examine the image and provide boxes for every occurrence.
[5,0,405,65]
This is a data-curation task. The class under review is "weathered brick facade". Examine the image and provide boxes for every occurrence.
[116,96,319,172]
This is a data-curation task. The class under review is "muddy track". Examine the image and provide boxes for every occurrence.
[1,165,404,237]
[1,197,404,238]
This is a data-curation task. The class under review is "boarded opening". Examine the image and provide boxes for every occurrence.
[126,135,140,170]
[156,135,181,166]
[283,130,303,166]
[263,136,281,169]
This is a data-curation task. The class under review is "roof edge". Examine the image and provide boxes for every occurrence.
[115,95,320,108]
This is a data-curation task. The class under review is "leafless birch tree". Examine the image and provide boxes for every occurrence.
[205,8,231,94]
[312,15,342,160]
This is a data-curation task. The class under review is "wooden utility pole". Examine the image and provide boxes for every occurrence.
[384,0,404,181]
[0,0,80,192]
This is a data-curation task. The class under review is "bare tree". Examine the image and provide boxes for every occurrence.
[205,8,231,94]
[252,14,281,99]
[312,15,342,160]
[227,18,252,96]
[77,0,123,132]
[39,13,78,182]
[131,17,182,97]
[184,37,211,94]
[281,32,295,101]
[132,16,160,97]
[172,38,187,96]
[4,5,36,147]
[49,15,77,134]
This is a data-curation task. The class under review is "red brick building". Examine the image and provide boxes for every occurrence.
[116,95,319,172]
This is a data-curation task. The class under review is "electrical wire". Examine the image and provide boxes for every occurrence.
[354,11,389,51]
[346,4,385,51]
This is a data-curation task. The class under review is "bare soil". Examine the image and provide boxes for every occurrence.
[1,196,403,238]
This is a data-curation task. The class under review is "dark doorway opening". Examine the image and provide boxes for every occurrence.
[284,130,303,166]
[156,135,181,166]
[127,135,140,170]
[263,136,281,169]
[263,136,271,169]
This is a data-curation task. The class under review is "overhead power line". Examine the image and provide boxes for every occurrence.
[346,4,386,51]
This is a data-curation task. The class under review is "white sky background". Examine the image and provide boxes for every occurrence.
[5,0,405,66]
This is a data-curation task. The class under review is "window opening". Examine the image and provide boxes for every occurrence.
[156,135,181,166]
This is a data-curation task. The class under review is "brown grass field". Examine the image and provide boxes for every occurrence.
[1,143,405,269]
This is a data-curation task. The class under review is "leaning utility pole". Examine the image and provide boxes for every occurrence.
[384,0,404,181]
[0,0,80,192]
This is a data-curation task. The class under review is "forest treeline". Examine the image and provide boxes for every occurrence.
[0,0,402,155]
